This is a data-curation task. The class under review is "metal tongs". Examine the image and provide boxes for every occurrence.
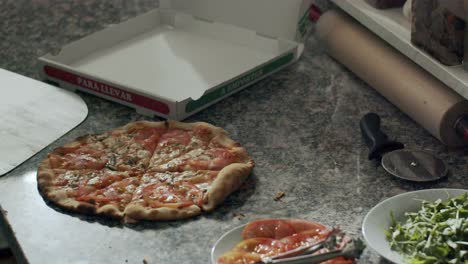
[259,230,365,264]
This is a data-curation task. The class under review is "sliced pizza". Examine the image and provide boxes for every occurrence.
[37,120,254,223]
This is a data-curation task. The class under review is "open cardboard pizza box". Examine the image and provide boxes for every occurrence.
[38,0,314,120]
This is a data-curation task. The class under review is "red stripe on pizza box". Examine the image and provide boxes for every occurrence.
[44,66,170,115]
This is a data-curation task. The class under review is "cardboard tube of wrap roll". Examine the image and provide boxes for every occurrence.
[316,10,468,147]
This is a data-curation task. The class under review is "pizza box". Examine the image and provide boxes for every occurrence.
[38,0,314,120]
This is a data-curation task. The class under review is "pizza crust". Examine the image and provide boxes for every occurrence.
[124,204,201,221]
[39,184,125,219]
[122,120,168,132]
[39,187,96,214]
[230,147,254,164]
[36,164,56,192]
[38,168,129,219]
[96,204,125,219]
[210,134,240,149]
[202,161,254,212]
[167,120,226,136]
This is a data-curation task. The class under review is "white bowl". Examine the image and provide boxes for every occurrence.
[211,224,246,264]
[362,189,467,264]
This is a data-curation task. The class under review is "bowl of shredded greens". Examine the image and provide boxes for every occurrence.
[362,189,467,264]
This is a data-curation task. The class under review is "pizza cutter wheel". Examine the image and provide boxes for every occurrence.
[360,113,448,182]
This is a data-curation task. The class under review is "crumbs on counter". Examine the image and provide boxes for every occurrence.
[274,192,285,201]
[143,259,148,264]
[233,212,245,220]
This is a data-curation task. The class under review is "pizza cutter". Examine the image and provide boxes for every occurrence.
[359,113,448,182]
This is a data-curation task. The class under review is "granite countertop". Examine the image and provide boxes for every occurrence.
[1,1,467,264]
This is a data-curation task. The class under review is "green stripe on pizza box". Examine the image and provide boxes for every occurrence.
[299,5,313,37]
[185,52,295,113]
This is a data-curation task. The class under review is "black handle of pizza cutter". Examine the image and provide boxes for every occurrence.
[360,113,404,161]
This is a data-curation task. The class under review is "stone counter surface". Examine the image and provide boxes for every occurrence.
[0,1,466,263]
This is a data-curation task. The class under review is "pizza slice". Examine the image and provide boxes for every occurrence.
[123,170,220,221]
[37,169,135,218]
[42,134,110,170]
[124,164,251,222]
[140,170,219,192]
[124,179,203,221]
[146,121,224,172]
[42,121,166,172]
[102,121,167,173]
[141,124,254,216]
[38,169,130,193]
[150,128,251,172]
[75,177,140,216]
[151,146,251,172]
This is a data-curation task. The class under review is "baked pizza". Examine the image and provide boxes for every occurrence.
[37,121,254,223]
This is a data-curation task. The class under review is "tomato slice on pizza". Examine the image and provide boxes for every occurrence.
[184,148,243,171]
[136,181,203,209]
[158,128,192,146]
[153,147,248,172]
[47,144,108,170]
[49,170,128,191]
[61,171,129,198]
[147,129,217,172]
[102,122,167,173]
[76,177,139,207]
[130,126,166,153]
[140,171,219,192]
[242,219,296,240]
[147,129,194,171]
[173,170,219,191]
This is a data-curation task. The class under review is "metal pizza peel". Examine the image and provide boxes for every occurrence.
[359,113,448,182]
[0,69,88,176]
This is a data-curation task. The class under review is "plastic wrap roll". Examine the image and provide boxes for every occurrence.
[316,10,468,147]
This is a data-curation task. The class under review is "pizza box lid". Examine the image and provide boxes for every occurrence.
[38,0,314,120]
